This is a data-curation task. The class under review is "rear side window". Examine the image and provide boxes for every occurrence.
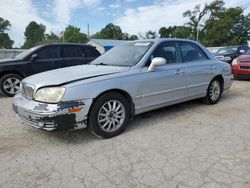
[37,46,60,59]
[179,42,208,62]
[84,47,100,57]
[62,46,83,58]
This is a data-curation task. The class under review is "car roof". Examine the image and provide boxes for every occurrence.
[39,43,94,48]
[125,38,204,44]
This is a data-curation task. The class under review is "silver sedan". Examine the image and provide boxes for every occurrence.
[13,39,233,138]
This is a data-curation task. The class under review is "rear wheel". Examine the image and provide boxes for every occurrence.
[88,92,130,138]
[202,78,223,105]
[0,74,22,97]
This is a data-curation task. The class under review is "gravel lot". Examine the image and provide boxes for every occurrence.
[0,80,250,188]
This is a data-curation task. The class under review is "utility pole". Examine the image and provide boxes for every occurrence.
[196,20,200,42]
[87,24,90,39]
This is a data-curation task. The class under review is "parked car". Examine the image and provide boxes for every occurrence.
[231,49,250,79]
[214,45,249,64]
[0,44,100,97]
[13,39,233,138]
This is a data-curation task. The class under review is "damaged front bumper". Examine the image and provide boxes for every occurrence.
[12,93,92,131]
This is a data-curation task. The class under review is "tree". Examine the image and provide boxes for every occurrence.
[92,23,124,40]
[129,34,138,40]
[64,25,87,43]
[183,0,225,41]
[183,0,250,46]
[22,21,46,49]
[159,26,192,39]
[36,32,61,45]
[0,17,14,48]
[145,30,157,39]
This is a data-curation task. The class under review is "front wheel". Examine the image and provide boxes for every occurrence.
[88,92,130,138]
[202,78,223,105]
[0,74,22,97]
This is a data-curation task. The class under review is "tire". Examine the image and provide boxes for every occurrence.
[202,78,223,105]
[88,92,130,138]
[0,74,23,97]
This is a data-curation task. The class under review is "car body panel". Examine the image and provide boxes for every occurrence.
[13,38,233,131]
[0,44,100,78]
[232,54,250,78]
[215,45,249,64]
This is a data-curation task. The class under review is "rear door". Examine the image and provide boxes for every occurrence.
[29,45,61,74]
[61,45,89,67]
[178,41,215,97]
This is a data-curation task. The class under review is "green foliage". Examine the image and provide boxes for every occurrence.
[0,17,13,48]
[182,0,250,46]
[36,32,62,45]
[0,33,14,48]
[0,17,11,33]
[22,21,46,49]
[128,34,138,40]
[92,23,138,40]
[92,23,124,40]
[64,25,87,43]
[159,26,192,39]
[145,30,157,39]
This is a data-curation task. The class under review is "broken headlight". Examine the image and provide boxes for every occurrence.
[34,87,66,103]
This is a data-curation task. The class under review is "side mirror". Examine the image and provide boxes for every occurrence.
[148,57,166,71]
[239,50,246,55]
[30,54,38,61]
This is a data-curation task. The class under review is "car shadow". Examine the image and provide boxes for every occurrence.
[40,99,205,143]
[19,92,235,143]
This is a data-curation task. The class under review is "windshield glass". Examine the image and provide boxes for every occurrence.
[216,47,237,55]
[91,42,153,67]
[14,46,40,59]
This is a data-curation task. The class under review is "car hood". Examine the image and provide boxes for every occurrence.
[215,52,234,57]
[0,58,20,64]
[237,54,250,62]
[22,65,130,89]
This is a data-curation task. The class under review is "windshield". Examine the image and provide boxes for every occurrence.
[91,42,153,67]
[216,47,237,55]
[14,46,40,59]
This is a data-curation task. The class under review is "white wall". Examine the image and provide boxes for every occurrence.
[0,49,26,59]
[87,41,105,54]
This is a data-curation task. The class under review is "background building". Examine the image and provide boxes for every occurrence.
[87,39,129,54]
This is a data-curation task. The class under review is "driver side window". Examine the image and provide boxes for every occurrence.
[37,46,60,60]
[145,42,179,66]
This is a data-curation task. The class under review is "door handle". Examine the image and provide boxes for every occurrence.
[175,69,185,75]
[210,65,216,69]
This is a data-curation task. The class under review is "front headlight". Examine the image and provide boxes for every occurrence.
[34,87,66,103]
[231,58,238,65]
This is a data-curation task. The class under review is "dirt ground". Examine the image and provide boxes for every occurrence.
[0,80,250,188]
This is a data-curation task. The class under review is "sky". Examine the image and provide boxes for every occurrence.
[0,0,249,47]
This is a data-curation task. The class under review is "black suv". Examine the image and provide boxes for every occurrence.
[214,45,249,64]
[0,44,100,96]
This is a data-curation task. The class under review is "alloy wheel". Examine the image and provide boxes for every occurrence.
[98,100,125,132]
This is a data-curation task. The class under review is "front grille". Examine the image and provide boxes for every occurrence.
[23,84,34,99]
[239,66,250,70]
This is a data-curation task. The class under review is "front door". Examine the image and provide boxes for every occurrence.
[140,41,187,110]
[29,46,61,75]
